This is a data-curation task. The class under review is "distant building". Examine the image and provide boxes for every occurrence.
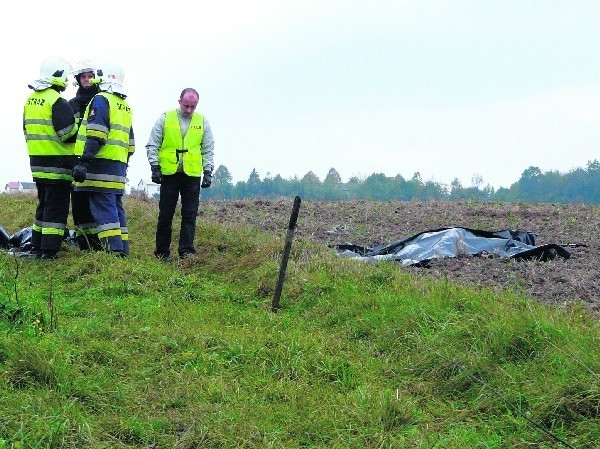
[134,179,160,198]
[4,181,37,194]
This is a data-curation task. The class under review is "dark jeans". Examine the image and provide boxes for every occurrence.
[155,173,200,257]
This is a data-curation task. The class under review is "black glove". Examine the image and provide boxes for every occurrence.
[151,165,162,184]
[201,170,212,188]
[72,161,88,183]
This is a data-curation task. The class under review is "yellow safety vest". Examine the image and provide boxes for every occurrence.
[73,92,133,192]
[75,92,133,162]
[158,110,204,176]
[24,89,76,181]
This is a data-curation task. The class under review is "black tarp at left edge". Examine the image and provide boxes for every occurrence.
[0,225,78,254]
[0,226,10,249]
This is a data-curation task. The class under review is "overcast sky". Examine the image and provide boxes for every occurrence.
[3,0,600,191]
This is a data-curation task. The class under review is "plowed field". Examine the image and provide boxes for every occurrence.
[200,199,600,317]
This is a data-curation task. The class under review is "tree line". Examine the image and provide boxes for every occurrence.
[135,160,600,203]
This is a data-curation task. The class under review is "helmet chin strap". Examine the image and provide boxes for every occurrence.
[29,77,68,91]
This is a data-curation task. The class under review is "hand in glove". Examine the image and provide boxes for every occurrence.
[201,170,212,188]
[72,160,89,183]
[151,165,162,184]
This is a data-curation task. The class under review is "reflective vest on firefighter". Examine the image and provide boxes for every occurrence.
[158,110,204,176]
[74,92,132,162]
[24,88,77,182]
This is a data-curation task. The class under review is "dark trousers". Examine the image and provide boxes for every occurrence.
[71,188,101,250]
[32,183,71,254]
[155,173,200,257]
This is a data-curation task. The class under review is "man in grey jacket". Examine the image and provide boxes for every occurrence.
[146,87,215,260]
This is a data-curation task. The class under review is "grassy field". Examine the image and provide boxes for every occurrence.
[0,194,598,448]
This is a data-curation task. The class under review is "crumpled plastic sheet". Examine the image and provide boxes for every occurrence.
[335,227,571,267]
[0,225,77,256]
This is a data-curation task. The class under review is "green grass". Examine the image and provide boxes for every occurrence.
[0,194,598,448]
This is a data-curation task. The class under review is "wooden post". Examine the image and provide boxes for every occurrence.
[272,196,302,312]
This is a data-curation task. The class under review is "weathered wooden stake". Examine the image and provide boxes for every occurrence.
[272,196,302,312]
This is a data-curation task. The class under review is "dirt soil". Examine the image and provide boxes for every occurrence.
[200,199,600,318]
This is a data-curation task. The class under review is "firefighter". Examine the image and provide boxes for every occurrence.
[23,56,79,259]
[69,60,101,250]
[71,61,135,256]
[69,60,99,125]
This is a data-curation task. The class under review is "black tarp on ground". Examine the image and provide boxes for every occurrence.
[0,226,10,249]
[335,227,571,267]
[9,227,33,251]
[0,226,76,254]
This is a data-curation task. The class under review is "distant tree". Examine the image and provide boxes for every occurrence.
[520,166,542,180]
[247,168,261,196]
[213,165,233,185]
[392,174,409,200]
[301,171,320,184]
[586,159,600,172]
[262,172,286,197]
[471,173,484,189]
[286,175,302,197]
[323,168,342,186]
[585,160,600,202]
[344,176,361,199]
[404,172,424,200]
[360,173,393,199]
[323,168,343,200]
[449,177,465,200]
[482,184,494,198]
[542,170,567,202]
[422,180,446,200]
[233,180,247,199]
[270,174,292,197]
[300,171,322,199]
[208,165,234,199]
[517,166,543,202]
[492,186,513,202]
[247,168,261,184]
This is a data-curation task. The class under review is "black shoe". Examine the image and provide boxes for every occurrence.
[179,252,195,259]
[26,248,42,258]
[155,252,172,262]
[76,237,90,251]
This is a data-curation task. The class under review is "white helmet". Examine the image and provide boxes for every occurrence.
[97,61,126,95]
[29,56,71,91]
[72,59,95,76]
[40,56,71,84]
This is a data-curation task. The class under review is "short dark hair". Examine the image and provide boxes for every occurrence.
[180,88,199,100]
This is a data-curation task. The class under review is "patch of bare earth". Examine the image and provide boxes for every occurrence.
[200,199,600,317]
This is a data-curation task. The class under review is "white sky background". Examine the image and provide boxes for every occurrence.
[2,0,600,191]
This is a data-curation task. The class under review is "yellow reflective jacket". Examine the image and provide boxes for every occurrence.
[158,110,204,176]
[24,88,77,182]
